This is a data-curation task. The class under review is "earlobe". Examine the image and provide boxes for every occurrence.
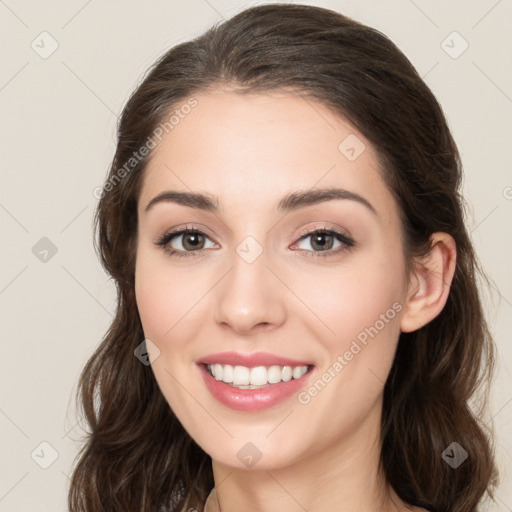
[400,233,457,333]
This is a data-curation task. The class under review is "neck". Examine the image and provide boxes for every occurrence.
[203,403,405,512]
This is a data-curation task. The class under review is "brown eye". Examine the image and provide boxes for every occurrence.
[155,228,216,258]
[293,228,355,257]
[180,232,206,250]
[309,232,335,251]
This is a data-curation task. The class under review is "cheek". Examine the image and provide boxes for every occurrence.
[294,247,405,351]
[295,251,404,419]
[134,250,192,342]
[134,252,199,409]
[289,256,405,443]
[135,262,168,340]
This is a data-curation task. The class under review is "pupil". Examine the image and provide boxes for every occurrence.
[312,233,333,251]
[184,233,203,250]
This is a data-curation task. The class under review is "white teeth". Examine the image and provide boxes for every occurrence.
[222,364,233,383]
[250,366,268,386]
[267,365,282,384]
[232,365,250,385]
[281,366,293,382]
[207,363,310,387]
[213,363,223,381]
[292,366,307,379]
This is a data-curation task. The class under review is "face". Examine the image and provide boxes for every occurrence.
[135,88,410,471]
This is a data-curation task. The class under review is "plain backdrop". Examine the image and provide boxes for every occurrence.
[0,0,511,510]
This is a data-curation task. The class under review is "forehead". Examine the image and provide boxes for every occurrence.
[138,89,399,226]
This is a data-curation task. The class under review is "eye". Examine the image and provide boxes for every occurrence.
[155,225,355,259]
[155,226,217,258]
[291,226,355,257]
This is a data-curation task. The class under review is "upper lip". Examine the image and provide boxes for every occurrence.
[197,351,313,368]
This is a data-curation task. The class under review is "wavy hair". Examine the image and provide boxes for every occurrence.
[68,4,499,511]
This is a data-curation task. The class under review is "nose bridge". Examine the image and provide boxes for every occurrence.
[213,234,286,333]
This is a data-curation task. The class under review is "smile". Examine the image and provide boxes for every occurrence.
[197,353,316,412]
[206,363,310,388]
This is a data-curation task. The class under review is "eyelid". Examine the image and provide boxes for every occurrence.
[293,223,353,243]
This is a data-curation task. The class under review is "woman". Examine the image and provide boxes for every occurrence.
[68,4,498,511]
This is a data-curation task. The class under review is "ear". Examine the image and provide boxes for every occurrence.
[400,232,457,333]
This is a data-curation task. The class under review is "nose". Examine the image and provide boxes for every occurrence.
[213,245,287,336]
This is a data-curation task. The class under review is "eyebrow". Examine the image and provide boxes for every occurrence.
[144,187,377,216]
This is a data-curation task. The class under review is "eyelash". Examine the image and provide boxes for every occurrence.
[154,225,355,259]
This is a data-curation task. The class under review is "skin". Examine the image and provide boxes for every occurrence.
[134,88,456,512]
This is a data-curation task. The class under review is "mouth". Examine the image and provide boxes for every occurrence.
[196,354,316,412]
[204,363,314,389]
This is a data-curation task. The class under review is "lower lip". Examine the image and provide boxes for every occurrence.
[198,364,315,412]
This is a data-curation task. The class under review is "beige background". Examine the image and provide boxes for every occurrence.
[0,0,511,510]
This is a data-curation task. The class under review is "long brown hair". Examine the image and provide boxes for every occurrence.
[68,4,499,511]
